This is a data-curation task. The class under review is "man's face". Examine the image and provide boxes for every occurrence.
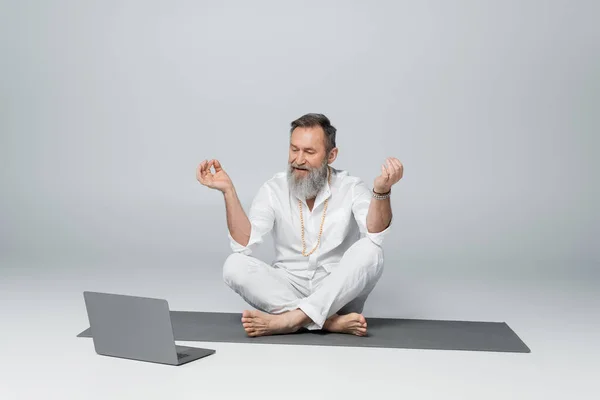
[287,126,330,200]
[288,126,328,172]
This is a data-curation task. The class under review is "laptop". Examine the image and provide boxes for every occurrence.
[83,291,215,366]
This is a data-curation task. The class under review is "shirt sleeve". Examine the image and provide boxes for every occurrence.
[351,179,392,247]
[228,183,275,255]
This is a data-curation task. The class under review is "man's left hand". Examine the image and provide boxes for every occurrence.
[373,157,403,193]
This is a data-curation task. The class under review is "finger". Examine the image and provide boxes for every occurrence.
[381,164,389,178]
[386,158,397,174]
[203,168,213,180]
[393,160,403,179]
[213,159,223,172]
[197,161,209,181]
[201,160,210,175]
[210,159,219,174]
[382,161,393,178]
[386,158,400,180]
[391,158,403,171]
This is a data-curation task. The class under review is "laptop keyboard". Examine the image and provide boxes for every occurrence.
[177,352,189,359]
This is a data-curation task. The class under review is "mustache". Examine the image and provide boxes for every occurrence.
[290,164,309,170]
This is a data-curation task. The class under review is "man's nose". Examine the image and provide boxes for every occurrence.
[296,153,306,165]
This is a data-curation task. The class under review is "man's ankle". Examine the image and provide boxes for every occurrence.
[323,314,338,328]
[289,309,312,329]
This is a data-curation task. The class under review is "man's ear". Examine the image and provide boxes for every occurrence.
[328,148,338,164]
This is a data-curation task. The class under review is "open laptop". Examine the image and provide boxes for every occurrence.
[83,291,215,366]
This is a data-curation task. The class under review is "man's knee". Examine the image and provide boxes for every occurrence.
[222,252,250,288]
[348,237,384,276]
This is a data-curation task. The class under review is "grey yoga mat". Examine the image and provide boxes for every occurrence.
[77,311,530,353]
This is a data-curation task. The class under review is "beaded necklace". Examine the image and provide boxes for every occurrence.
[298,166,332,257]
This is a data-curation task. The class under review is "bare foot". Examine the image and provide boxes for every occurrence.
[241,309,309,337]
[323,313,368,336]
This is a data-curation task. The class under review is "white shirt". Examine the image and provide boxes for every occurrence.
[228,167,393,279]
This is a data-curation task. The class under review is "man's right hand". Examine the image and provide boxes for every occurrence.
[196,159,234,193]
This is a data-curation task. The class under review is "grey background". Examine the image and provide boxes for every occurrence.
[1,0,598,317]
[1,2,599,398]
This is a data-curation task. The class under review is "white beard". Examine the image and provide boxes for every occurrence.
[287,160,329,200]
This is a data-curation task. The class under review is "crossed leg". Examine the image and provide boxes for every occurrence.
[222,237,384,336]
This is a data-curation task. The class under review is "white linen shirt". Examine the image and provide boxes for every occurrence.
[228,167,392,279]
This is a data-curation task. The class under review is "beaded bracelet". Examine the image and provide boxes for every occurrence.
[372,188,391,200]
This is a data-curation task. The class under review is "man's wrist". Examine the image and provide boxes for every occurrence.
[222,186,235,197]
[372,184,391,200]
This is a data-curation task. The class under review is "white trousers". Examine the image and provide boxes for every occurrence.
[222,237,384,330]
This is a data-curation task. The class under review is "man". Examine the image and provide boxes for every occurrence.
[196,113,403,337]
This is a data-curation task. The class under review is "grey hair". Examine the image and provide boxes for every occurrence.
[290,113,337,154]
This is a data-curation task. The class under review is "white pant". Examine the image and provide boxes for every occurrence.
[222,237,384,330]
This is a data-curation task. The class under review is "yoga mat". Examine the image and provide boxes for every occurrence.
[77,311,530,353]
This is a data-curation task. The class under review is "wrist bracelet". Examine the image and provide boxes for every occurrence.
[372,188,391,200]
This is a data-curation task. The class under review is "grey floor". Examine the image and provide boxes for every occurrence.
[1,259,598,400]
